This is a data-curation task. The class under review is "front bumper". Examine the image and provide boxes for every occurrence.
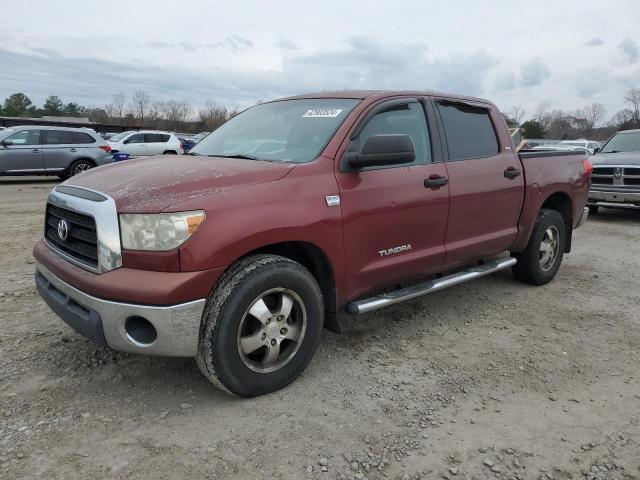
[36,262,206,356]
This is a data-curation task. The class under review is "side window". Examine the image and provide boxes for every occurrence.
[357,102,431,166]
[127,133,145,143]
[437,102,500,160]
[45,130,76,145]
[6,129,40,145]
[160,134,170,142]
[145,134,159,143]
[73,132,96,144]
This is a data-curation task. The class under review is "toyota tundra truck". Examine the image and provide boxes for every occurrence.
[33,91,591,397]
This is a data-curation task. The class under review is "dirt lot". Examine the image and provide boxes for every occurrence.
[0,176,639,480]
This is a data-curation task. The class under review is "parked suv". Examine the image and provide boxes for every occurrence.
[0,126,112,179]
[588,128,640,212]
[108,131,183,156]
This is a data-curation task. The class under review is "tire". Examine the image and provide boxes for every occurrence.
[163,150,177,155]
[511,209,566,285]
[588,205,599,215]
[196,254,324,397]
[68,159,94,177]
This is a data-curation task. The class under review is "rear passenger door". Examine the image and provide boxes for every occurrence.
[144,133,166,155]
[434,99,524,268]
[336,98,450,300]
[0,129,43,173]
[43,130,78,172]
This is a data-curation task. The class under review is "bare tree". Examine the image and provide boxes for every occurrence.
[573,103,605,138]
[198,99,236,131]
[131,90,151,122]
[624,87,640,125]
[160,100,193,130]
[107,92,127,120]
[508,106,526,125]
[609,109,635,130]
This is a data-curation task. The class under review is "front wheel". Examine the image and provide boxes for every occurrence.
[196,255,324,397]
[511,209,566,285]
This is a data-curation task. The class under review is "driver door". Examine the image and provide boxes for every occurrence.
[123,133,147,155]
[335,99,450,300]
[0,129,44,173]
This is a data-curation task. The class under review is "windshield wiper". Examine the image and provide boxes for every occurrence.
[211,153,262,161]
[601,150,621,154]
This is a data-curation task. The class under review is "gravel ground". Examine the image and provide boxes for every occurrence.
[1,176,639,480]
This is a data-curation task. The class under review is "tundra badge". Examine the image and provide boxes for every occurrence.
[379,244,412,257]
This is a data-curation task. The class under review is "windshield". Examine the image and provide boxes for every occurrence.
[600,131,640,153]
[109,131,133,142]
[190,99,360,163]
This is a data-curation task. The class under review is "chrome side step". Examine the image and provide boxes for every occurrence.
[345,256,517,315]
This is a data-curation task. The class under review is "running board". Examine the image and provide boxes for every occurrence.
[345,256,517,315]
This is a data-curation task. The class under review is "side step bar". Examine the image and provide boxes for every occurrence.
[345,256,517,315]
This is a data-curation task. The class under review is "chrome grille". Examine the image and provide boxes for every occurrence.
[45,204,98,268]
[591,166,640,188]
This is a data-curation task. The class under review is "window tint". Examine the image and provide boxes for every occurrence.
[45,130,77,145]
[74,132,96,144]
[145,133,170,143]
[358,102,431,166]
[437,102,499,160]
[6,129,40,146]
[127,133,145,143]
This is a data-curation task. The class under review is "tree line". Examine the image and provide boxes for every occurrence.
[505,87,640,140]
[0,91,240,134]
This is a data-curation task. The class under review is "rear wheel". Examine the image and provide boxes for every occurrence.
[511,209,566,285]
[196,255,324,397]
[69,159,93,177]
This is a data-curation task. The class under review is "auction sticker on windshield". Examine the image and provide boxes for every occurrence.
[302,109,343,118]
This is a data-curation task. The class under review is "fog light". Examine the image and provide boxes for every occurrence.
[124,316,157,345]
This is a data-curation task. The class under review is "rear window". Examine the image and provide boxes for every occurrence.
[44,130,77,145]
[437,102,500,160]
[74,132,96,144]
[145,133,170,142]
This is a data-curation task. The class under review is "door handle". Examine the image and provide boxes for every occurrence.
[69,148,77,152]
[424,176,448,188]
[32,149,40,153]
[504,167,521,179]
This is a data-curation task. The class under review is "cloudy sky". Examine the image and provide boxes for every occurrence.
[1,0,639,120]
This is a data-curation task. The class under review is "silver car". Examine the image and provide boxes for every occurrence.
[0,125,112,179]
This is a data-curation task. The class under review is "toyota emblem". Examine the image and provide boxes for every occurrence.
[57,219,69,241]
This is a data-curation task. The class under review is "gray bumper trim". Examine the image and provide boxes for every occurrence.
[36,263,206,357]
[575,207,589,229]
[588,190,640,204]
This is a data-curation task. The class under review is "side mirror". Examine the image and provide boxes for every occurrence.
[346,134,416,169]
[123,139,131,144]
[592,147,600,154]
[1,139,13,147]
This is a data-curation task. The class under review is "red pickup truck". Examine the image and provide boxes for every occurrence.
[33,91,591,396]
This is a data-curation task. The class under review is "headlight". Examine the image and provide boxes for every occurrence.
[119,211,206,251]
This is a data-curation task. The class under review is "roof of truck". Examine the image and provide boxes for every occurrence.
[277,90,494,106]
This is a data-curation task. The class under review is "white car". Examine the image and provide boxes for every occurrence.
[108,131,183,156]
[560,140,601,154]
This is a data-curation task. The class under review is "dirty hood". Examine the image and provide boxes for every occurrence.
[590,151,640,166]
[66,155,294,212]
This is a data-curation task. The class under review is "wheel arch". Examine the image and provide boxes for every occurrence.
[539,192,573,253]
[234,241,341,333]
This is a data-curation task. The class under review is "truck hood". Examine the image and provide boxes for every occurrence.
[66,155,294,212]
[590,151,640,166]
